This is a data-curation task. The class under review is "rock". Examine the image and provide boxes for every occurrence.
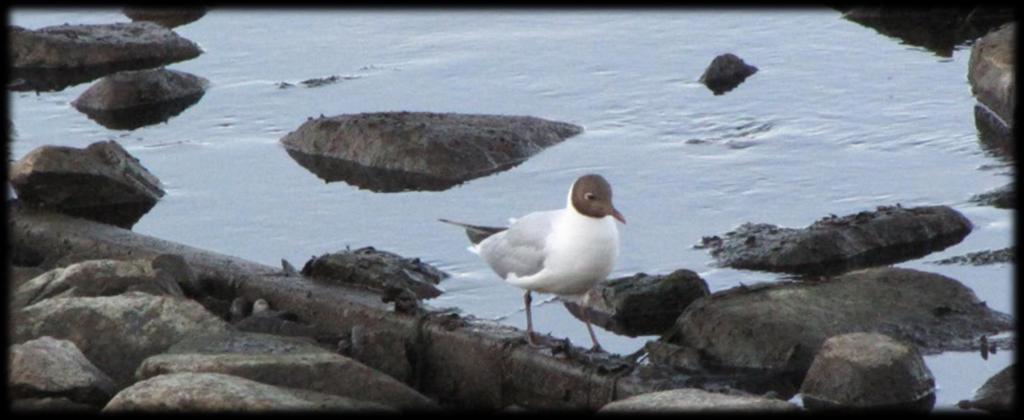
[122,7,207,28]
[9,336,117,407]
[563,269,709,336]
[136,332,436,410]
[9,141,165,229]
[164,330,331,356]
[301,246,447,299]
[970,182,1014,209]
[280,112,583,192]
[931,246,1014,266]
[8,22,203,92]
[150,253,202,296]
[968,23,1015,157]
[10,397,98,412]
[233,311,319,337]
[103,372,394,412]
[699,53,758,95]
[842,7,1015,57]
[799,333,935,411]
[662,267,1013,376]
[13,258,185,309]
[13,292,229,388]
[700,205,972,275]
[71,68,209,130]
[958,364,1015,413]
[11,265,47,291]
[599,388,800,412]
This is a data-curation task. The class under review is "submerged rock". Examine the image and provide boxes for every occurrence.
[301,246,447,299]
[563,269,709,337]
[842,7,1015,57]
[800,333,935,411]
[599,388,799,412]
[970,182,1014,209]
[103,372,394,412]
[968,23,1015,158]
[122,7,207,28]
[71,68,209,130]
[931,246,1014,266]
[280,112,582,192]
[700,205,972,275]
[14,258,185,309]
[699,53,758,95]
[14,292,229,388]
[9,22,202,92]
[10,336,118,407]
[662,267,1013,376]
[136,331,436,410]
[958,364,1015,413]
[9,140,165,229]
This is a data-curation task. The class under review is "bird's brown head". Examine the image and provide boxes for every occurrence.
[570,174,626,224]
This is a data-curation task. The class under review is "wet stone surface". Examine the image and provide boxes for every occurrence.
[301,246,448,299]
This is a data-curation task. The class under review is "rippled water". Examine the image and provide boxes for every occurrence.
[9,8,1014,410]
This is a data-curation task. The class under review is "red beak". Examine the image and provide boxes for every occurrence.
[611,208,626,224]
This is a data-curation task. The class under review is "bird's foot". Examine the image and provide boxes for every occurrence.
[526,331,544,349]
[588,344,606,354]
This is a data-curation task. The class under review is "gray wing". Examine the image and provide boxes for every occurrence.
[478,210,559,280]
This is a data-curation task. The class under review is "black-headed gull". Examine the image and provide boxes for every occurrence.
[441,174,625,352]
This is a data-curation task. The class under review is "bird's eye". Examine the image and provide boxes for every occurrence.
[585,193,595,200]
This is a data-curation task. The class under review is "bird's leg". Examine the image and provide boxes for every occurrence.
[524,291,542,347]
[583,310,605,353]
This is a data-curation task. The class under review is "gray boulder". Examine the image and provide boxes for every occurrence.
[280,112,582,192]
[14,258,185,309]
[970,182,1014,209]
[122,7,207,28]
[799,333,935,411]
[563,269,709,337]
[958,364,1015,413]
[9,336,117,407]
[13,292,229,388]
[9,140,165,229]
[137,332,436,410]
[699,53,758,95]
[103,372,394,412]
[11,265,47,291]
[10,397,98,412]
[301,246,447,299]
[599,388,799,412]
[663,267,1013,376]
[71,68,209,130]
[700,205,972,275]
[969,23,1015,157]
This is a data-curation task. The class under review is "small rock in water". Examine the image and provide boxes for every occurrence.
[699,53,758,95]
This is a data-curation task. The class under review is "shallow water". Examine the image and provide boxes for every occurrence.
[8,8,1015,410]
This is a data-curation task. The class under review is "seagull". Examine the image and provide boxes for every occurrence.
[440,174,625,352]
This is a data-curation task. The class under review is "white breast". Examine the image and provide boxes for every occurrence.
[530,210,620,296]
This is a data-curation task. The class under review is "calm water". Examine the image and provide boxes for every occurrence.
[9,8,1015,410]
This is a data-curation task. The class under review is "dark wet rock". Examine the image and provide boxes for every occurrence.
[10,397,98,412]
[13,292,229,388]
[8,23,202,92]
[599,388,800,412]
[122,7,207,28]
[699,53,758,95]
[970,182,1014,209]
[71,68,209,130]
[800,333,936,411]
[9,140,165,229]
[103,372,394,412]
[662,267,1013,377]
[280,112,582,192]
[931,246,1014,266]
[643,340,705,372]
[137,331,436,410]
[229,297,251,322]
[14,258,185,309]
[151,253,202,296]
[969,23,1015,158]
[842,7,1015,57]
[958,364,1015,413]
[10,336,117,407]
[701,205,972,275]
[165,330,330,356]
[563,269,710,337]
[301,246,447,299]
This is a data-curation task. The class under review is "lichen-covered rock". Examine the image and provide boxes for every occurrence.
[103,372,394,412]
[662,267,1013,376]
[301,246,448,299]
[599,388,799,412]
[9,140,165,229]
[280,112,583,192]
[14,258,185,309]
[71,68,209,130]
[699,53,758,95]
[13,292,229,388]
[9,336,117,407]
[122,7,207,28]
[800,333,935,411]
[957,364,1015,413]
[563,269,709,336]
[700,205,972,275]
